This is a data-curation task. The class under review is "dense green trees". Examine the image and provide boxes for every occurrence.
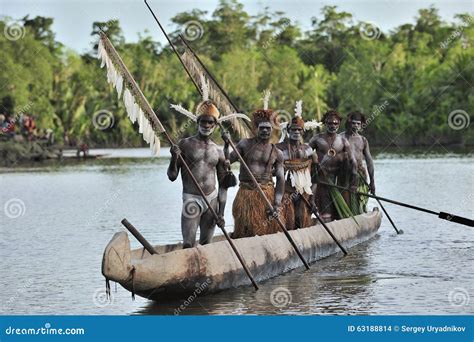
[0,1,472,147]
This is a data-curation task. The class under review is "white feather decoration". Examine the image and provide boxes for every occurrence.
[200,74,209,101]
[138,109,145,134]
[98,32,165,156]
[278,122,289,142]
[123,89,133,119]
[263,90,271,110]
[170,104,197,122]
[304,119,323,131]
[295,100,303,117]
[131,102,139,123]
[218,113,250,123]
[115,74,123,99]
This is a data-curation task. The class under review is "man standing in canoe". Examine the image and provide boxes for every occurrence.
[340,111,375,214]
[223,92,285,238]
[309,109,357,222]
[276,101,318,230]
[168,99,229,249]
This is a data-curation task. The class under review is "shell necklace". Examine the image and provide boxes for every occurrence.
[326,134,337,157]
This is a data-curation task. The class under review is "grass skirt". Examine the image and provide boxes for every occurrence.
[232,183,283,238]
[281,192,312,230]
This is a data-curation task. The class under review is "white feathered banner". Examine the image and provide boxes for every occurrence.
[97,31,164,156]
[180,43,252,138]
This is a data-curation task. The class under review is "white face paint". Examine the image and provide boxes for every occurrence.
[197,116,216,137]
[289,126,303,141]
[257,122,272,140]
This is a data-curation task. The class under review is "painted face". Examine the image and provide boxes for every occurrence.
[325,118,340,134]
[289,125,303,141]
[257,122,272,140]
[197,116,216,137]
[351,120,362,133]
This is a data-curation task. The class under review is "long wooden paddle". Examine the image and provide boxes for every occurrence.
[318,181,474,227]
[144,0,311,270]
[357,171,402,234]
[299,195,348,255]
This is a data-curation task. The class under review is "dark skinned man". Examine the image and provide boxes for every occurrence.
[309,110,357,222]
[168,100,228,248]
[340,111,375,214]
[224,107,285,238]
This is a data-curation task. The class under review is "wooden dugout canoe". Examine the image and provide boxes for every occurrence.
[102,208,382,301]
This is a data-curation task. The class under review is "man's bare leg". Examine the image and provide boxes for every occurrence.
[181,212,201,249]
[198,198,218,245]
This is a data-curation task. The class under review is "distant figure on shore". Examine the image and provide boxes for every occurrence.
[76,142,89,157]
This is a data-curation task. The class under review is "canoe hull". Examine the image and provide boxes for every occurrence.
[102,209,382,301]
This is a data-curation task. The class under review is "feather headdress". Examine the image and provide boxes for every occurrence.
[170,74,250,125]
[97,31,164,156]
[263,90,271,110]
[278,100,322,142]
[180,41,252,138]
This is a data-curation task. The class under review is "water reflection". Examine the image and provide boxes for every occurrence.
[1,149,472,315]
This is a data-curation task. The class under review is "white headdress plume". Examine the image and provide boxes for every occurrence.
[170,74,250,125]
[217,113,250,124]
[295,100,303,117]
[263,89,271,110]
[169,104,197,122]
[200,74,209,101]
[304,120,323,131]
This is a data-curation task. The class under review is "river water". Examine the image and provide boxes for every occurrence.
[0,148,473,315]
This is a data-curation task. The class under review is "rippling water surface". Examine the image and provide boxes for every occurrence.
[0,148,472,315]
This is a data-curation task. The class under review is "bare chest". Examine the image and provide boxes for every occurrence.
[183,141,219,166]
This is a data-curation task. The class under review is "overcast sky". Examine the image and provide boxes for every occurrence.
[2,0,473,53]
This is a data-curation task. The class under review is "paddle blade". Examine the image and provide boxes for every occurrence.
[438,212,474,227]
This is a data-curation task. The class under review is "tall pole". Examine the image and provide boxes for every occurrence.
[144,0,310,269]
